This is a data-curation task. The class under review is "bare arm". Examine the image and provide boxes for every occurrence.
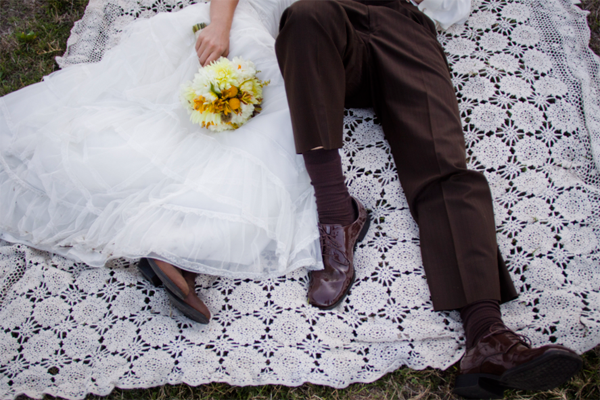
[195,0,240,66]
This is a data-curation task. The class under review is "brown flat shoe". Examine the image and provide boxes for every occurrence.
[454,324,582,399]
[137,258,162,287]
[165,271,211,324]
[308,197,370,309]
[146,258,189,299]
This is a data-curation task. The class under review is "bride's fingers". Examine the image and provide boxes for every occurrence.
[201,54,214,66]
[196,39,218,65]
[195,24,230,66]
[198,45,230,66]
[198,48,220,66]
[196,43,212,66]
[203,53,220,66]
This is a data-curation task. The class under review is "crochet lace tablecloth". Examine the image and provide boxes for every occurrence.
[2,0,600,398]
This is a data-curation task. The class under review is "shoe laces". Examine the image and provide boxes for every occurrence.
[319,225,350,265]
[483,323,532,349]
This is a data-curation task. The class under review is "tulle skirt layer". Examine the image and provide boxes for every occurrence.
[0,1,323,278]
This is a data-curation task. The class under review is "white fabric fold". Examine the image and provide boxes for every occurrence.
[418,0,471,29]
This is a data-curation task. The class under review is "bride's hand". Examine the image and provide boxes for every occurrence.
[195,23,230,66]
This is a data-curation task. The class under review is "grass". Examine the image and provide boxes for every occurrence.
[2,0,600,399]
[0,0,87,96]
[581,0,600,55]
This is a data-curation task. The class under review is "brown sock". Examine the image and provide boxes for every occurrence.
[302,148,355,226]
[460,299,504,349]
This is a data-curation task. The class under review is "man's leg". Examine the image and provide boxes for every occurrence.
[365,3,515,310]
[365,2,580,397]
[275,0,371,309]
[302,148,355,227]
[275,0,369,154]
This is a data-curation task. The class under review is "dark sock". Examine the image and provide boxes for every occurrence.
[460,299,504,349]
[303,148,355,226]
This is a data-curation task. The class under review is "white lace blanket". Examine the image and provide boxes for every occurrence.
[2,0,600,398]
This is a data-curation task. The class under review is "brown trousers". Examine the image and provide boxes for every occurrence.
[275,0,518,310]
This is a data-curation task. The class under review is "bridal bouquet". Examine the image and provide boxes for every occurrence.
[181,56,269,132]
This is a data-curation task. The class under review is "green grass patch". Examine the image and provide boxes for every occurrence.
[0,0,87,96]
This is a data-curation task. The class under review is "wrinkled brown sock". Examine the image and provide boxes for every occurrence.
[302,148,355,226]
[460,299,504,349]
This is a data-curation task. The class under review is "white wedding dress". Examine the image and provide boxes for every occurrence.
[0,0,323,279]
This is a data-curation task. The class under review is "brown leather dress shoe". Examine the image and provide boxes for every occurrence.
[454,325,582,399]
[308,197,370,309]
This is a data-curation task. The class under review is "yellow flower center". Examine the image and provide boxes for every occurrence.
[193,96,206,111]
[229,98,241,110]
[222,86,238,99]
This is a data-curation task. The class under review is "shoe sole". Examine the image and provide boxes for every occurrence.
[356,212,371,244]
[453,373,505,399]
[138,258,162,287]
[312,213,371,311]
[146,258,187,300]
[454,350,583,398]
[499,349,582,391]
[164,286,210,324]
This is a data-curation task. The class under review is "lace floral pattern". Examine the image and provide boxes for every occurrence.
[2,0,600,398]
